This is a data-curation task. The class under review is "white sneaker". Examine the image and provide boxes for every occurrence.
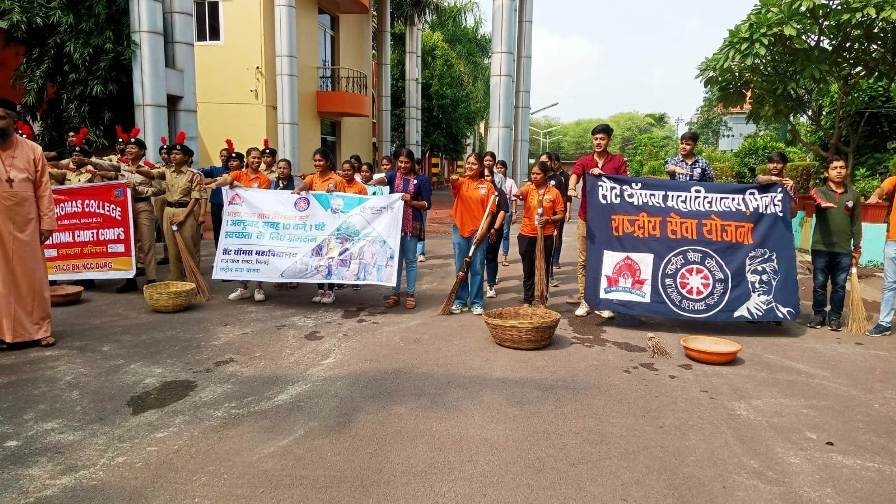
[450,303,464,314]
[595,309,615,319]
[228,288,250,301]
[254,288,266,302]
[417,254,426,262]
[550,278,560,287]
[575,301,591,317]
[311,290,324,303]
[485,286,497,298]
[321,290,335,304]
[471,305,484,315]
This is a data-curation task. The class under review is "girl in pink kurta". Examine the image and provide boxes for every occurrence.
[0,132,58,347]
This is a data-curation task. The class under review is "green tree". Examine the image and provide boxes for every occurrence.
[1,0,134,148]
[697,0,896,167]
[686,90,732,148]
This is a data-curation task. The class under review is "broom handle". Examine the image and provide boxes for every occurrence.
[468,194,498,256]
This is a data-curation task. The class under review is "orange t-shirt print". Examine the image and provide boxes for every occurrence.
[305,172,347,192]
[342,179,368,196]
[451,176,496,237]
[518,184,566,236]
[232,170,271,189]
[880,176,896,240]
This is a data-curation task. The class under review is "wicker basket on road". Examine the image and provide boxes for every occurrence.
[143,281,197,313]
[483,306,561,350]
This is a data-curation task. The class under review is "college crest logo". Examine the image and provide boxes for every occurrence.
[112,187,125,200]
[599,251,653,302]
[294,196,311,212]
[659,247,730,317]
[227,193,244,206]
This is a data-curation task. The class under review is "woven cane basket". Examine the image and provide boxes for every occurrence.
[483,306,561,350]
[143,281,197,313]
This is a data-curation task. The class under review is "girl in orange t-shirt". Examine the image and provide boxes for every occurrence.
[293,147,345,304]
[338,160,368,196]
[208,147,272,303]
[447,152,496,315]
[513,161,566,306]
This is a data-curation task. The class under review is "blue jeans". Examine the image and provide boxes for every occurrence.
[416,212,427,257]
[393,235,420,294]
[877,240,896,327]
[501,208,513,256]
[811,249,852,320]
[451,225,487,308]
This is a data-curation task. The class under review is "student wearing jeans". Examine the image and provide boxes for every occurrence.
[494,160,518,265]
[448,152,496,315]
[807,156,861,331]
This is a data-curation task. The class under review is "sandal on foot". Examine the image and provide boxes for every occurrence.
[38,336,56,347]
[384,293,401,308]
[405,294,416,309]
[501,257,510,267]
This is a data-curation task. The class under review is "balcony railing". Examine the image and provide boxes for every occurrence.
[318,66,368,95]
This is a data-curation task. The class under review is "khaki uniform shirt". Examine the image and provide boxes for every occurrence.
[118,161,163,199]
[152,166,207,203]
[48,167,99,185]
[261,165,277,179]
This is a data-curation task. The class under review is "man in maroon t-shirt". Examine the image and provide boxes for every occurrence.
[566,123,628,318]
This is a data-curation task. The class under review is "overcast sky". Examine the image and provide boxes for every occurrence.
[474,0,757,123]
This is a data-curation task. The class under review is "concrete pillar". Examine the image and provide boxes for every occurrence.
[511,0,532,183]
[376,0,391,159]
[274,0,299,164]
[404,15,421,155]
[130,0,168,158]
[415,20,422,157]
[166,0,199,163]
[487,0,517,164]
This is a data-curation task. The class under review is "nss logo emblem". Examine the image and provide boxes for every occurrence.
[659,247,730,317]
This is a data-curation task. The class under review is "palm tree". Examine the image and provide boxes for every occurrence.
[390,0,444,155]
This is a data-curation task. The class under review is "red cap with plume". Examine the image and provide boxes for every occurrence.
[225,138,235,153]
[74,127,89,146]
[130,127,141,140]
[115,125,129,142]
[263,138,270,148]
[15,120,35,141]
[160,136,168,146]
[176,131,187,145]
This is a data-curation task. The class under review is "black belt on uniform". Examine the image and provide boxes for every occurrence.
[133,196,151,203]
[166,201,190,209]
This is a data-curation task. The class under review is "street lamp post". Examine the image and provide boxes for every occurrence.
[529,125,561,154]
[545,135,563,152]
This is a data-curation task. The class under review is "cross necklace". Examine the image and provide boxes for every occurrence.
[0,138,18,188]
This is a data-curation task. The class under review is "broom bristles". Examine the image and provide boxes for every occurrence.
[647,333,672,359]
[846,267,866,335]
[534,227,548,306]
[172,228,210,301]
[438,268,467,315]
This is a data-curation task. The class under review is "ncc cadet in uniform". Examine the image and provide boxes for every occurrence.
[91,129,163,291]
[47,129,101,186]
[260,138,278,178]
[134,132,207,282]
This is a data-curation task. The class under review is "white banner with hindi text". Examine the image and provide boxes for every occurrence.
[212,189,402,285]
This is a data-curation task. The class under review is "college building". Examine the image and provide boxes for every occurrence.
[192,0,374,169]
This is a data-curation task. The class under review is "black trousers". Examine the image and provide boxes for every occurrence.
[211,202,224,248]
[518,233,554,304]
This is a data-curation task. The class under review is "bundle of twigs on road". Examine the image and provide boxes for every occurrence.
[172,224,210,301]
[647,333,672,359]
[439,194,497,315]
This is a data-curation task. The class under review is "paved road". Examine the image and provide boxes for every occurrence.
[2,190,894,503]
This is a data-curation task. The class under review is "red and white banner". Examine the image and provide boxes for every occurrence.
[43,182,136,280]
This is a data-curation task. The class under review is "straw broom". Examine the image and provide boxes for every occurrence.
[171,224,210,301]
[439,194,497,315]
[534,201,548,307]
[846,262,866,335]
